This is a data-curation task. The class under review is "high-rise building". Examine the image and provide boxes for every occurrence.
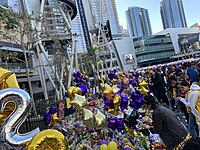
[0,0,32,13]
[160,0,187,29]
[82,0,95,30]
[71,14,87,53]
[126,7,152,38]
[0,0,19,12]
[90,0,121,35]
[76,0,92,53]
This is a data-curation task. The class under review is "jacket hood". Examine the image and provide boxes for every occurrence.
[190,82,200,91]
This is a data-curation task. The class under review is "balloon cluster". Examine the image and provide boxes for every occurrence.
[39,69,161,150]
[107,117,125,131]
[73,71,89,92]
[100,141,118,150]
[44,105,59,126]
[65,71,89,109]
[68,93,107,130]
[100,69,151,133]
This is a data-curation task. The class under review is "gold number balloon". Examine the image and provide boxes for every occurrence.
[0,88,40,146]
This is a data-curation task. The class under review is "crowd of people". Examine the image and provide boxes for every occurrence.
[136,60,200,149]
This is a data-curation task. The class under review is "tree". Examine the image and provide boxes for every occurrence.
[0,6,37,115]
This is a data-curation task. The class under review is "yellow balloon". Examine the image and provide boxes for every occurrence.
[113,94,121,114]
[66,98,71,109]
[73,87,82,96]
[139,86,149,95]
[139,80,148,86]
[0,67,19,89]
[95,110,107,129]
[108,108,117,116]
[67,86,76,99]
[108,141,117,150]
[82,108,95,130]
[103,84,114,100]
[50,113,59,125]
[118,72,125,79]
[27,129,69,150]
[100,144,108,150]
[70,94,86,112]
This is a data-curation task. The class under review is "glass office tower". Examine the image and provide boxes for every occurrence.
[160,0,187,29]
[126,7,152,38]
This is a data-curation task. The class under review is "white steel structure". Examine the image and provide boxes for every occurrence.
[26,0,78,100]
[88,0,123,78]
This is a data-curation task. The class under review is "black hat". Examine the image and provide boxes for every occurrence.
[142,95,158,105]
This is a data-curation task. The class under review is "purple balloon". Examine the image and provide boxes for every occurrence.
[114,74,118,80]
[117,120,125,131]
[78,84,88,95]
[117,85,123,93]
[101,140,109,145]
[77,71,81,77]
[44,112,51,121]
[49,105,57,114]
[129,101,141,110]
[64,91,68,98]
[107,117,118,130]
[108,71,115,80]
[132,72,139,79]
[104,98,114,109]
[131,92,143,101]
[73,72,77,77]
[135,98,143,103]
[120,96,128,111]
[74,77,83,83]
[129,79,137,87]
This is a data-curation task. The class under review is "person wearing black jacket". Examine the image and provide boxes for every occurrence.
[150,70,169,105]
[142,95,200,150]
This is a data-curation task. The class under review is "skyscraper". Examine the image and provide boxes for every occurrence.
[126,7,152,37]
[90,0,121,35]
[71,14,87,53]
[82,0,96,30]
[0,0,32,13]
[0,0,19,12]
[160,0,187,29]
[76,0,92,53]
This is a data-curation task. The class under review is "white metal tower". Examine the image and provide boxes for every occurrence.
[29,0,78,100]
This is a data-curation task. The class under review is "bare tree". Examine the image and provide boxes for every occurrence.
[0,6,37,115]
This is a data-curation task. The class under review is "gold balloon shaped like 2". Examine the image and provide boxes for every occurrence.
[0,68,40,146]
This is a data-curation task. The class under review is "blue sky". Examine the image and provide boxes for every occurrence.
[115,0,200,34]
